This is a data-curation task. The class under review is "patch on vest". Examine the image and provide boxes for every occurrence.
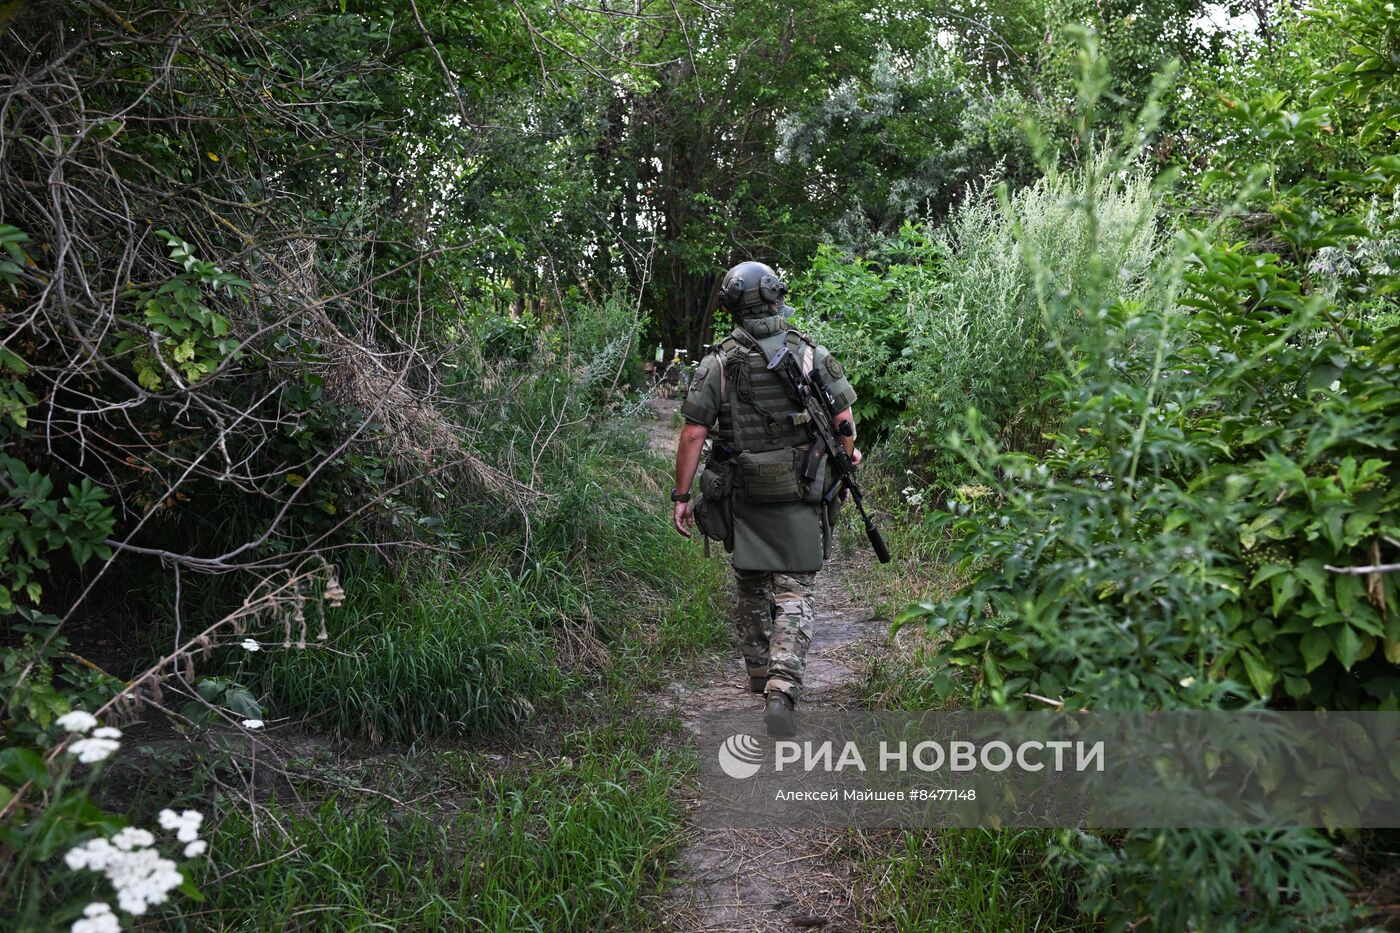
[694,365,708,382]
[824,356,845,380]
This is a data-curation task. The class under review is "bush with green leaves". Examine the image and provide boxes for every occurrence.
[1051,827,1355,931]
[793,148,1167,485]
[788,227,934,439]
[896,19,1398,928]
[903,31,1399,718]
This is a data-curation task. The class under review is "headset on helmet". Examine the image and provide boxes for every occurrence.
[718,261,788,315]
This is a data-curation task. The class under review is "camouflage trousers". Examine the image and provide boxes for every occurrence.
[732,568,816,702]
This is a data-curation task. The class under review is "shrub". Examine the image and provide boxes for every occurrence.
[898,154,1166,486]
[788,226,935,439]
[792,152,1167,487]
[898,24,1399,927]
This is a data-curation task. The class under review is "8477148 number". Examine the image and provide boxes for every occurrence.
[908,788,976,802]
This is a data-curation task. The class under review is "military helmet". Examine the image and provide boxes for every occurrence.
[717,260,789,316]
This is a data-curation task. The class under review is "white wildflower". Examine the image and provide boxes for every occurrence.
[68,737,120,764]
[183,839,208,858]
[56,710,99,733]
[239,638,261,652]
[906,492,926,507]
[112,828,154,851]
[66,838,116,871]
[241,719,264,730]
[1179,676,1197,688]
[91,726,122,740]
[109,848,183,915]
[158,809,204,843]
[72,902,119,933]
[65,835,183,917]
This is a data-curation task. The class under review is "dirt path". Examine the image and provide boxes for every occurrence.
[647,398,888,932]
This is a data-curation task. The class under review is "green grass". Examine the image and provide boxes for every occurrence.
[257,570,569,743]
[191,703,690,931]
[845,502,1085,931]
[194,438,725,930]
[191,755,682,930]
[857,830,1085,932]
[253,443,727,745]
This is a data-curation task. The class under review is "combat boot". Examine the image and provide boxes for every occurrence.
[764,691,796,738]
[749,675,766,694]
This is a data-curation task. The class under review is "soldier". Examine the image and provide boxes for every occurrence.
[670,261,861,738]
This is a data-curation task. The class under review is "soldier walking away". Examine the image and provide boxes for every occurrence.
[669,261,862,738]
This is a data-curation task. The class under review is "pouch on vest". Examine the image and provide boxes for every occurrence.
[801,448,828,504]
[736,448,804,503]
[694,462,735,547]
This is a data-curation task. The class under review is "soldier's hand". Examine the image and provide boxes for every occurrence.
[673,501,693,538]
[839,447,864,502]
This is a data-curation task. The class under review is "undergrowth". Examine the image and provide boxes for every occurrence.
[249,425,725,744]
[189,722,688,930]
[855,829,1082,932]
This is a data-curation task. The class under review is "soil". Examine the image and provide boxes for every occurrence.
[647,398,890,932]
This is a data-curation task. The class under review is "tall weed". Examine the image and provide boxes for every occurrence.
[793,152,1166,489]
[899,154,1166,484]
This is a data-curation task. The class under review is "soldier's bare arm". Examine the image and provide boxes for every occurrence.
[833,408,863,466]
[673,422,709,537]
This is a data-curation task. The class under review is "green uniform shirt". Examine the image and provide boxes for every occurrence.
[682,315,857,573]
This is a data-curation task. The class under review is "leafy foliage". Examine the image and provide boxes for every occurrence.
[117,233,245,391]
[795,154,1166,484]
[2,0,1396,929]
[902,24,1400,717]
[884,12,1400,926]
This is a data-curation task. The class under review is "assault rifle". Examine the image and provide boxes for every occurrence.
[764,345,891,564]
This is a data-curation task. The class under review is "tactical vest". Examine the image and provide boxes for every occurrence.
[714,321,817,455]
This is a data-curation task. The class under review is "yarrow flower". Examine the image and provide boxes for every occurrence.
[112,828,155,851]
[57,710,99,733]
[92,726,123,740]
[158,809,204,843]
[65,836,183,916]
[241,719,264,730]
[239,638,261,652]
[67,737,120,764]
[183,840,208,858]
[71,902,119,933]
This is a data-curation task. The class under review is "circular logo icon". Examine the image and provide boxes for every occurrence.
[717,733,764,779]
